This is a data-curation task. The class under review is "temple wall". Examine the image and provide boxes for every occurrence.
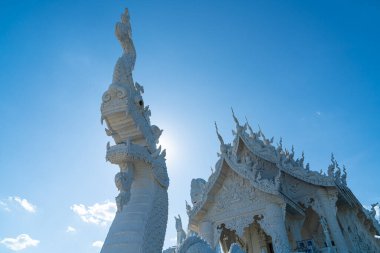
[336,204,380,253]
[188,151,380,253]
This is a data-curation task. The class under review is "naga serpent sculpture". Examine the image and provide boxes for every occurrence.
[100,9,169,253]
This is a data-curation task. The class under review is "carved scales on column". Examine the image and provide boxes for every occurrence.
[100,9,169,253]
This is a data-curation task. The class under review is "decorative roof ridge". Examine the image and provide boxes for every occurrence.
[336,184,380,235]
[366,203,380,234]
[238,132,336,187]
[189,111,355,219]
[188,152,281,219]
[229,111,350,187]
[188,157,224,219]
[222,155,280,195]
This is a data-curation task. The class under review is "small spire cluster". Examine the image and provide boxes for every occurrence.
[212,109,350,186]
[327,153,348,185]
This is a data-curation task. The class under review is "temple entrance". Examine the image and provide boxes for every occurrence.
[218,222,274,253]
[219,224,246,252]
[245,222,274,253]
[300,207,326,251]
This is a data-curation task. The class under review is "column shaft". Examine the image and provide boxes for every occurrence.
[316,190,348,253]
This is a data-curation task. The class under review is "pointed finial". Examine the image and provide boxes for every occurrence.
[115,8,136,65]
[299,151,305,167]
[245,117,256,138]
[334,164,341,180]
[215,122,224,145]
[336,160,341,170]
[245,116,249,125]
[161,149,166,158]
[331,153,335,164]
[341,165,347,185]
[327,153,336,177]
[231,107,240,126]
[185,200,192,214]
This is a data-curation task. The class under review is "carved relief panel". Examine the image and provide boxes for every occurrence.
[204,170,267,236]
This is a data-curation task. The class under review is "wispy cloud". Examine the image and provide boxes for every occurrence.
[70,201,116,226]
[315,111,322,116]
[9,197,36,213]
[0,234,39,251]
[66,226,76,233]
[0,200,11,212]
[92,240,104,248]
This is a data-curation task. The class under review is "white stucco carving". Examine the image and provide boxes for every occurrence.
[100,8,168,253]
[114,168,133,212]
[175,215,187,247]
[181,113,380,252]
[191,179,207,206]
[99,8,380,253]
[257,203,291,253]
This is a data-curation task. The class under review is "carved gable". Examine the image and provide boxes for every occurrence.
[205,168,267,224]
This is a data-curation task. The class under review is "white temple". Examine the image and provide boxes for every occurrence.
[100,9,380,253]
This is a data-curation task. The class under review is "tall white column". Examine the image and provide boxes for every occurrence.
[315,189,348,253]
[258,202,290,253]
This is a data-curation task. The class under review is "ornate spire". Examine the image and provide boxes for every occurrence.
[115,8,136,59]
[327,153,336,177]
[331,153,335,164]
[214,122,224,146]
[231,107,240,126]
[299,151,305,167]
[341,165,347,185]
[334,162,341,183]
[277,137,283,153]
[245,117,258,140]
[113,8,136,84]
[231,108,247,135]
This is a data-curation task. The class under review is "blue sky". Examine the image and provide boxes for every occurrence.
[0,0,379,252]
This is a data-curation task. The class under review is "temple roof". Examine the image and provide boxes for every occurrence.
[188,155,280,221]
[187,111,372,223]
[188,111,380,236]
